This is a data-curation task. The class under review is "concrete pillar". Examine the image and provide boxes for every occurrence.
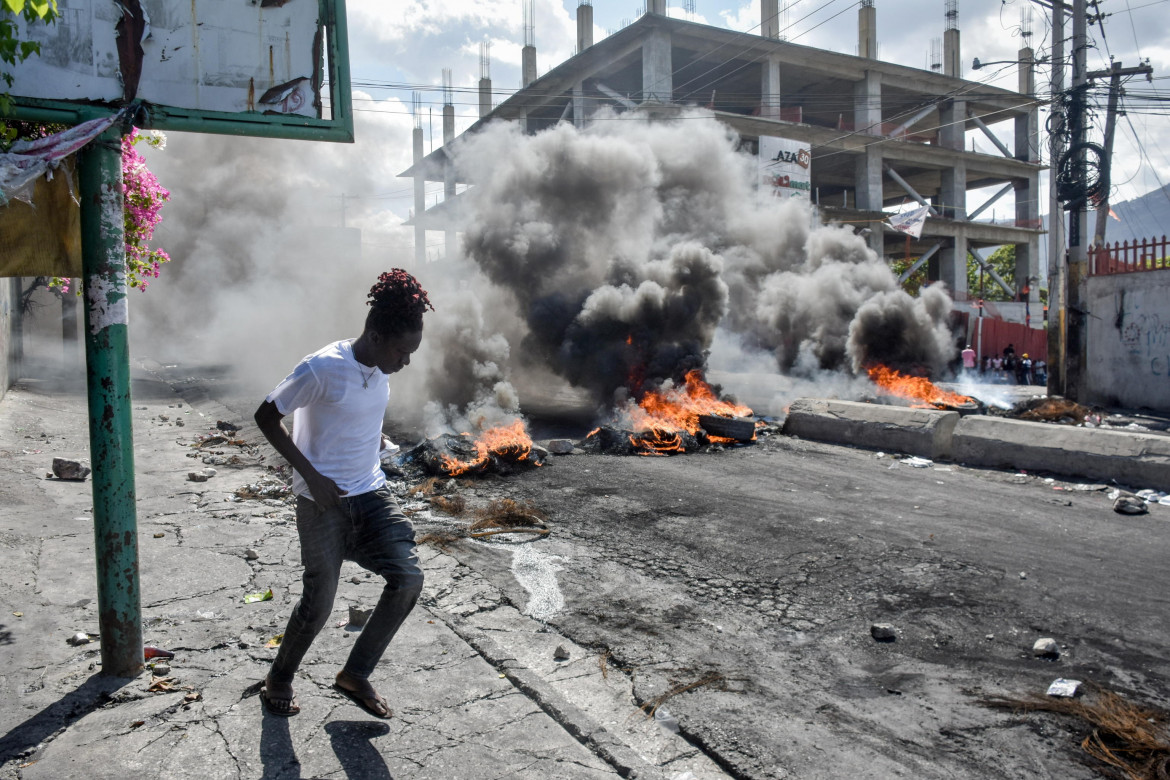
[858,3,877,59]
[413,126,425,264]
[573,82,587,128]
[762,0,779,39]
[479,77,492,118]
[522,45,537,87]
[647,0,666,15]
[939,155,968,300]
[1015,179,1040,314]
[642,28,672,104]
[577,2,593,52]
[853,71,883,220]
[943,28,961,77]
[938,97,965,151]
[443,104,455,260]
[1015,46,1039,162]
[761,56,781,119]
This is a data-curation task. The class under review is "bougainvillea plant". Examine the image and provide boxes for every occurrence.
[52,128,170,294]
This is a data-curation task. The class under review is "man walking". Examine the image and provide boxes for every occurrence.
[255,269,433,718]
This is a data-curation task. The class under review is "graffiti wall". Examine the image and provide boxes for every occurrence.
[1085,269,1170,411]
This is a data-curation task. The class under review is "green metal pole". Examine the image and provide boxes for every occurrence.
[79,127,143,678]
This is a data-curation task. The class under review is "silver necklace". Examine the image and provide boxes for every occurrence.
[358,364,377,389]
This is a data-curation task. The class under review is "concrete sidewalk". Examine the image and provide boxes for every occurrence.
[0,370,720,780]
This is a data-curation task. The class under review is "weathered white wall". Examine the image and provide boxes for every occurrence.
[1085,269,1170,411]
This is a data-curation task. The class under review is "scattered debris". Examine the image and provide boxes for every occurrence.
[1020,572,1028,580]
[51,458,90,481]
[216,421,239,432]
[1007,397,1097,425]
[654,707,680,733]
[153,532,165,538]
[1114,495,1150,515]
[144,646,174,660]
[900,456,933,468]
[244,588,273,604]
[1047,678,1082,698]
[152,664,171,677]
[469,499,550,539]
[430,493,467,516]
[982,685,1170,780]
[871,623,897,642]
[553,644,570,661]
[67,632,90,646]
[245,548,259,560]
[348,606,373,628]
[639,672,726,719]
[265,634,283,649]
[1033,637,1060,658]
[234,476,291,501]
[188,472,210,483]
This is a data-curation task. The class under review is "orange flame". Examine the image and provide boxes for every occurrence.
[619,369,754,453]
[866,364,973,408]
[438,419,539,476]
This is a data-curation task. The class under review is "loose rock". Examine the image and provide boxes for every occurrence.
[1113,495,1148,515]
[1033,637,1059,657]
[546,439,575,455]
[553,644,570,661]
[871,623,897,642]
[152,664,171,677]
[348,606,374,628]
[51,458,90,481]
[245,548,259,560]
[188,472,209,483]
[67,632,90,646]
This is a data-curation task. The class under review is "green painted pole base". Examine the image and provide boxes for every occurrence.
[79,128,144,678]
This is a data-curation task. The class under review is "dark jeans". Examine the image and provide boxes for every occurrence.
[270,485,423,683]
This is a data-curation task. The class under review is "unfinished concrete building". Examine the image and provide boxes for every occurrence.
[402,0,1043,308]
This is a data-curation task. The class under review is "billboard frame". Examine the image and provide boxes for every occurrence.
[5,0,354,143]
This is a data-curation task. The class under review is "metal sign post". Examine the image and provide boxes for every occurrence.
[5,0,354,677]
[78,124,143,677]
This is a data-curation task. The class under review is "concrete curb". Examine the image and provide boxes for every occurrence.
[430,610,669,780]
[952,416,1170,492]
[782,398,959,460]
[782,397,1170,491]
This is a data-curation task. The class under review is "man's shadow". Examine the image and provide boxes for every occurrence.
[325,720,392,779]
[255,685,392,780]
[0,672,134,765]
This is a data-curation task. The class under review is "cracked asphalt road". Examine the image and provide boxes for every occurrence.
[2,364,1168,779]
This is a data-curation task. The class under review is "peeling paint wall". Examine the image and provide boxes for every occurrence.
[1086,270,1170,411]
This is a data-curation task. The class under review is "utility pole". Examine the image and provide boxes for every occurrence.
[1091,61,1153,247]
[1063,0,1088,401]
[1046,0,1065,395]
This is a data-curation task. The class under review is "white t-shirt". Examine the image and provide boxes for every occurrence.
[266,339,388,499]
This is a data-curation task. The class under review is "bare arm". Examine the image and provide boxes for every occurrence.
[254,400,343,509]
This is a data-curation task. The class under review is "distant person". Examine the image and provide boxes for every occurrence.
[960,344,977,379]
[1003,343,1016,360]
[1021,353,1034,385]
[991,355,1003,383]
[254,269,433,718]
[1034,359,1047,385]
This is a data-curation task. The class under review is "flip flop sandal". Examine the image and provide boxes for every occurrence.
[333,682,393,719]
[260,684,301,717]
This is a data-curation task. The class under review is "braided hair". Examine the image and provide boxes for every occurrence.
[365,269,434,336]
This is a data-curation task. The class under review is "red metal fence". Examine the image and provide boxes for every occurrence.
[1089,235,1170,275]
